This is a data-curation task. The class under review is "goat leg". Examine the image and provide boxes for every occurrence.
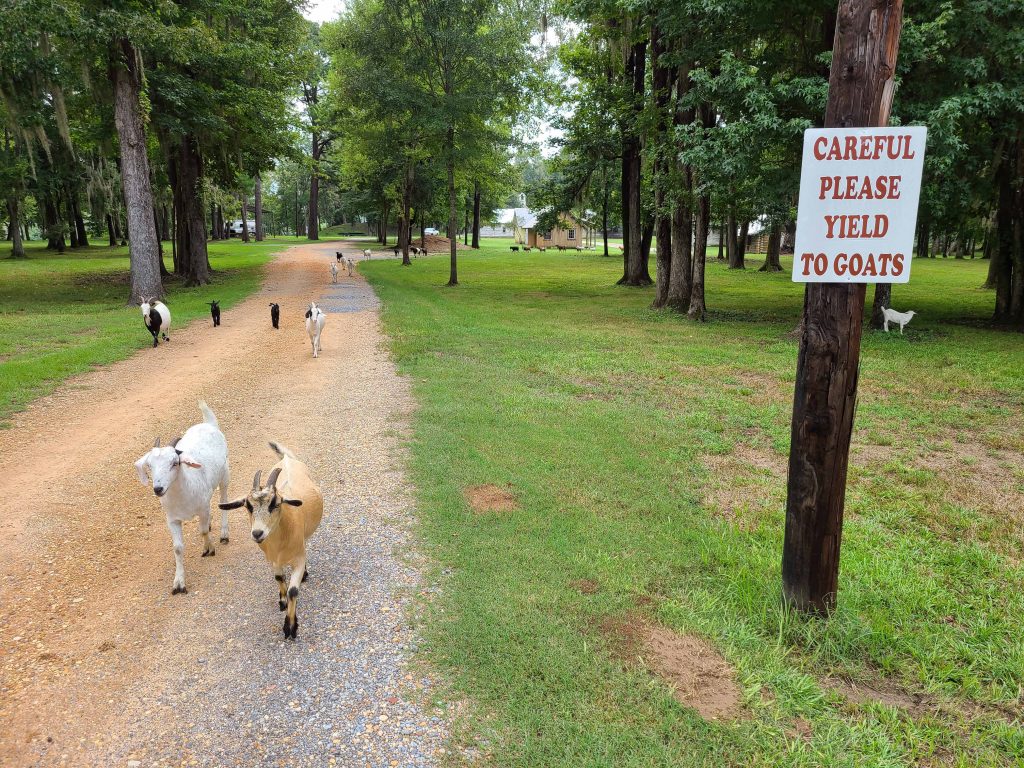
[275,569,287,611]
[167,519,187,594]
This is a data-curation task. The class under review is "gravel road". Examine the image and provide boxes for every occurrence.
[0,242,450,767]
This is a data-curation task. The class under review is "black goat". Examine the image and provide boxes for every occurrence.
[269,302,280,329]
[208,300,221,327]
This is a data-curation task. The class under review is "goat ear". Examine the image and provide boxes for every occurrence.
[219,499,246,510]
[282,497,303,507]
[178,454,202,469]
[133,455,150,485]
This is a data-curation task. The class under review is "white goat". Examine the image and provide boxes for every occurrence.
[881,306,917,334]
[133,401,231,594]
[220,442,324,639]
[140,298,171,348]
[362,249,371,260]
[305,302,326,358]
[330,262,339,284]
[345,257,354,277]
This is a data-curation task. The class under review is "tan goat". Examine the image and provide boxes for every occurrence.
[220,442,323,639]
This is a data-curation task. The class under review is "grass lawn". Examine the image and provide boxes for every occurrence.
[0,238,284,427]
[361,248,1024,766]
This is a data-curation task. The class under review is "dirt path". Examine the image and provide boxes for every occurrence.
[0,242,449,766]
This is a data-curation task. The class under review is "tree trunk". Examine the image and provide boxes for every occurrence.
[870,283,890,329]
[726,211,742,268]
[110,37,163,302]
[717,221,725,260]
[738,220,749,263]
[472,182,481,249]
[174,135,209,286]
[993,133,1023,325]
[446,128,458,286]
[73,198,88,247]
[760,225,782,271]
[308,133,321,240]
[420,207,426,248]
[783,0,904,615]
[240,193,250,243]
[688,191,710,321]
[106,213,117,248]
[154,206,169,276]
[618,38,651,286]
[65,192,80,248]
[666,181,692,312]
[7,198,25,258]
[254,173,264,241]
[916,216,930,258]
[650,25,673,308]
[602,166,610,257]
[401,161,413,265]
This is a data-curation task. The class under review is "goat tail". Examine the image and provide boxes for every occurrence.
[269,441,296,460]
[198,400,219,428]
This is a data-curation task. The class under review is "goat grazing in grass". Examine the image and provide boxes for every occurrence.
[881,306,917,334]
[330,262,339,284]
[140,298,171,347]
[133,401,231,594]
[269,303,280,329]
[207,300,220,327]
[305,301,325,358]
[220,442,323,639]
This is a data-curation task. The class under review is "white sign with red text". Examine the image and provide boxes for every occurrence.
[793,126,927,283]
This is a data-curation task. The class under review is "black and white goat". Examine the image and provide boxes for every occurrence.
[208,300,221,327]
[134,401,231,594]
[269,303,280,329]
[140,297,171,347]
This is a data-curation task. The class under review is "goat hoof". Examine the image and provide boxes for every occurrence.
[220,537,229,544]
[279,600,287,611]
[301,570,308,583]
[172,585,187,595]
[202,549,214,557]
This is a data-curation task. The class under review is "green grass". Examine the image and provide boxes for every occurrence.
[0,238,284,427]
[361,248,1024,767]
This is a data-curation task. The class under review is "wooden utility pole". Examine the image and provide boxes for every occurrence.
[782,0,904,614]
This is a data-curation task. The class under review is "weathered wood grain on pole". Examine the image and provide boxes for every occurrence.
[782,0,904,614]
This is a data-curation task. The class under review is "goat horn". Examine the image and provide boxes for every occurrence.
[266,467,282,489]
[252,470,262,490]
[153,436,161,448]
[170,437,181,448]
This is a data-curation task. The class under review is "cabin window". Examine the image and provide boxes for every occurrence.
[544,231,551,240]
[568,228,576,240]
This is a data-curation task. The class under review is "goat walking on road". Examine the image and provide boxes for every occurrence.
[141,298,171,347]
[305,302,326,358]
[220,442,324,639]
[133,401,231,594]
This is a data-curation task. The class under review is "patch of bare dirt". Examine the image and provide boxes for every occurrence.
[701,441,786,530]
[568,578,600,595]
[598,614,745,721]
[827,676,929,716]
[464,484,518,513]
[419,234,470,253]
[722,369,789,408]
[914,442,1024,524]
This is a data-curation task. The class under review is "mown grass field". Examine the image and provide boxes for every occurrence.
[0,238,284,427]
[361,247,1024,767]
